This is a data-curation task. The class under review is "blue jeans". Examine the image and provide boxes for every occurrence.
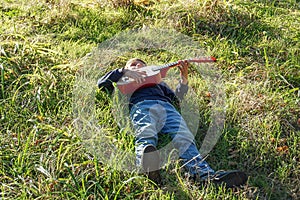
[129,100,215,177]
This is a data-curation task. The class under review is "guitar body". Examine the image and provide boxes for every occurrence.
[117,66,163,94]
[117,57,216,94]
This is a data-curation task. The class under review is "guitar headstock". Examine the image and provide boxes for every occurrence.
[187,57,217,63]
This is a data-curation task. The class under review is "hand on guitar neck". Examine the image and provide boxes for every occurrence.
[177,60,189,85]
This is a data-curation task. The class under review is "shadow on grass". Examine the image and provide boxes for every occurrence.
[34,3,151,44]
[181,1,299,88]
[184,2,283,60]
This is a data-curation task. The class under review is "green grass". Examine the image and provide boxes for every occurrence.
[1,0,299,199]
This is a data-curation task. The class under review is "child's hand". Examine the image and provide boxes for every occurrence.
[178,60,189,85]
[123,69,146,83]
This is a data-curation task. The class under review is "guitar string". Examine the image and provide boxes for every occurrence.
[152,57,215,71]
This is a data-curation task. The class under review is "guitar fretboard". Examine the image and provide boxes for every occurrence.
[152,61,179,71]
[151,57,216,72]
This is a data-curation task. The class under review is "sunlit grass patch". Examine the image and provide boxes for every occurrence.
[1,0,299,199]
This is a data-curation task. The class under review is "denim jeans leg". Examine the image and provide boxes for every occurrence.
[178,143,215,177]
[159,101,215,177]
[130,101,159,167]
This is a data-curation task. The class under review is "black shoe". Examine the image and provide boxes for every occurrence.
[141,144,161,184]
[211,170,248,188]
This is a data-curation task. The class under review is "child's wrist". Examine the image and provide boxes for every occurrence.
[181,78,188,85]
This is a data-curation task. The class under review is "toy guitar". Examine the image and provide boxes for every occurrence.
[117,57,216,94]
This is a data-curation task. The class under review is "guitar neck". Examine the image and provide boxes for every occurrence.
[152,57,216,71]
[152,61,179,71]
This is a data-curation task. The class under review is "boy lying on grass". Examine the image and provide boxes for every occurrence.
[97,58,248,188]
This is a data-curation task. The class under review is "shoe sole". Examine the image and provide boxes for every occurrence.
[213,171,247,188]
[141,145,161,184]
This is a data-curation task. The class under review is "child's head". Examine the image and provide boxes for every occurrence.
[125,58,147,70]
